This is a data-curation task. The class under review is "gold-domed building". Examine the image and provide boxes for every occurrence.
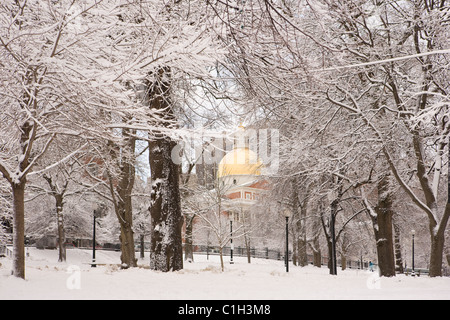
[218,146,262,180]
[218,144,268,219]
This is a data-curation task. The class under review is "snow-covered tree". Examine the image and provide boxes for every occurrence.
[208,0,450,277]
[0,0,91,278]
[312,0,450,277]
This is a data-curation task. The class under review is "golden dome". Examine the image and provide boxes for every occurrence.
[218,147,263,178]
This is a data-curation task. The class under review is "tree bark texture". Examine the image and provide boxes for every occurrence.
[10,120,35,279]
[328,202,337,275]
[12,182,26,279]
[446,252,450,269]
[108,131,138,268]
[428,204,450,277]
[373,177,396,277]
[117,195,137,269]
[149,136,183,271]
[117,141,138,268]
[148,68,183,272]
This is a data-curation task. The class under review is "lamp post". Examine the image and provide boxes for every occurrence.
[206,230,210,261]
[92,212,97,268]
[284,208,292,273]
[411,229,415,277]
[230,217,234,265]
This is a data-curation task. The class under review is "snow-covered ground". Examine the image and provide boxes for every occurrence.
[0,247,449,300]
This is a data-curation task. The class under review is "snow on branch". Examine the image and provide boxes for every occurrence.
[0,160,13,184]
[28,142,88,177]
[312,49,450,72]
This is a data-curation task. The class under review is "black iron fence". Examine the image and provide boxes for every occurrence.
[191,244,376,271]
[7,239,445,275]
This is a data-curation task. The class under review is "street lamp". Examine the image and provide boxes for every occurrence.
[92,203,106,268]
[411,229,415,277]
[283,208,292,273]
[230,214,234,265]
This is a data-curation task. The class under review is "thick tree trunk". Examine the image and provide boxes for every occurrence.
[116,194,137,268]
[147,67,183,272]
[119,174,137,267]
[9,120,35,279]
[409,134,450,277]
[119,220,137,268]
[373,212,395,277]
[117,186,137,268]
[12,182,26,279]
[428,204,450,277]
[109,130,138,269]
[429,235,444,277]
[373,177,396,277]
[149,136,184,272]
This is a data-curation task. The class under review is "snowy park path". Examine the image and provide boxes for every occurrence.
[0,248,449,300]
